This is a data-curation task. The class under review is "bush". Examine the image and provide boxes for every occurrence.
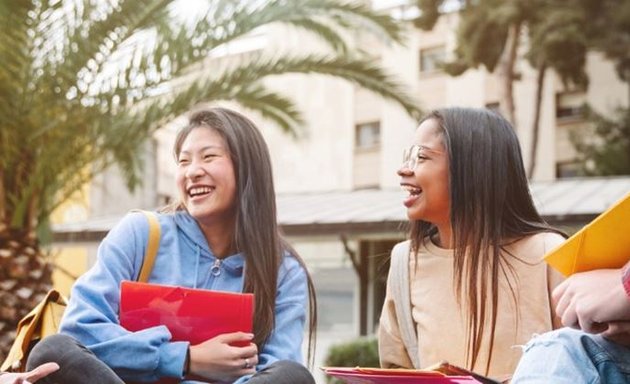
[323,337,379,384]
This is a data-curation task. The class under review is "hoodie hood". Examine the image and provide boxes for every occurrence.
[172,210,245,275]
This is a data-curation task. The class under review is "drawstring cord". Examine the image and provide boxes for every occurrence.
[193,245,200,289]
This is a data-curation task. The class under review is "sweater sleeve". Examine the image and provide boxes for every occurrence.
[59,212,188,382]
[233,255,309,384]
[377,247,414,369]
[543,232,567,329]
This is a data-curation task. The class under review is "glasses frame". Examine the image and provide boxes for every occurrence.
[402,145,422,170]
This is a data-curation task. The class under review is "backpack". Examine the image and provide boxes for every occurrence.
[1,210,161,372]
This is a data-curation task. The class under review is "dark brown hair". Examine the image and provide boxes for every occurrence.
[170,107,317,364]
[409,107,565,373]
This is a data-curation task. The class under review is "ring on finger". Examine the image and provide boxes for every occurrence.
[244,357,251,369]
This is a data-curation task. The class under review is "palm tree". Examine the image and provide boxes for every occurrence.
[0,0,420,356]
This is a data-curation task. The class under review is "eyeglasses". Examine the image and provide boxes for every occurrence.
[401,145,422,170]
[401,145,443,169]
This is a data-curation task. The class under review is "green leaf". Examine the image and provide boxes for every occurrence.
[0,0,420,236]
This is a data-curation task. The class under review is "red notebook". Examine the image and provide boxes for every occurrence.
[119,281,254,346]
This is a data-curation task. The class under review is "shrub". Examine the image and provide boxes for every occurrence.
[323,337,379,384]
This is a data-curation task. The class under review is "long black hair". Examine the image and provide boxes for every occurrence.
[171,107,317,364]
[409,107,564,373]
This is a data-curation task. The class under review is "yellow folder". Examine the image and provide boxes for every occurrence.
[544,192,630,276]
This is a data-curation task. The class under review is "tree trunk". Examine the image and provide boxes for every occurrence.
[496,22,521,128]
[0,168,5,222]
[528,63,547,179]
[0,224,53,359]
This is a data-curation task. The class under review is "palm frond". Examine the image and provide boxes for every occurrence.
[204,55,422,120]
[282,18,350,55]
[111,54,420,139]
[37,0,171,96]
[231,84,306,137]
[301,0,406,43]
[0,1,40,127]
[151,0,406,80]
[1,0,419,234]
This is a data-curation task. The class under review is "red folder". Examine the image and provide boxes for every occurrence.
[119,281,254,346]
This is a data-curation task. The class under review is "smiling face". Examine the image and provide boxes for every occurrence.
[398,118,450,225]
[175,126,237,227]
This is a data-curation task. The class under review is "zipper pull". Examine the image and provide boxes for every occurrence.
[211,259,222,277]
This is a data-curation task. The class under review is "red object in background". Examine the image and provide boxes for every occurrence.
[119,281,254,347]
[322,367,484,384]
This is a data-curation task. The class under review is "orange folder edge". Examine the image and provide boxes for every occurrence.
[543,192,630,276]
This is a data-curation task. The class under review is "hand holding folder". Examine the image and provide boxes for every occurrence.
[119,281,254,346]
[544,192,630,276]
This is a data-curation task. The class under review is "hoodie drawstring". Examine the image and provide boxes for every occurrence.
[193,245,200,289]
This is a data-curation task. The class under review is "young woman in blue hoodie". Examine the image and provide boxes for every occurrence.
[26,107,317,384]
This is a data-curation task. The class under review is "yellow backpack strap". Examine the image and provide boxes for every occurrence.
[134,210,161,283]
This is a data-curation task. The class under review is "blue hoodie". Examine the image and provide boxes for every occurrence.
[59,210,309,383]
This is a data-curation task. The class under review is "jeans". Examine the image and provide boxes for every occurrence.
[247,360,315,384]
[27,333,124,384]
[26,334,315,384]
[512,328,630,384]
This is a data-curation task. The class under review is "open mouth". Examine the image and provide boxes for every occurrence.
[401,184,422,197]
[188,186,214,198]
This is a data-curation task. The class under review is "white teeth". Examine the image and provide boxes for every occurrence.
[401,185,422,196]
[189,186,213,196]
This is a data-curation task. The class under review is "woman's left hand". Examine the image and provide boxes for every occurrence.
[188,332,258,382]
[0,363,60,384]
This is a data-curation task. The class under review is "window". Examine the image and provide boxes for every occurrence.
[556,91,586,120]
[355,121,380,149]
[419,45,446,73]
